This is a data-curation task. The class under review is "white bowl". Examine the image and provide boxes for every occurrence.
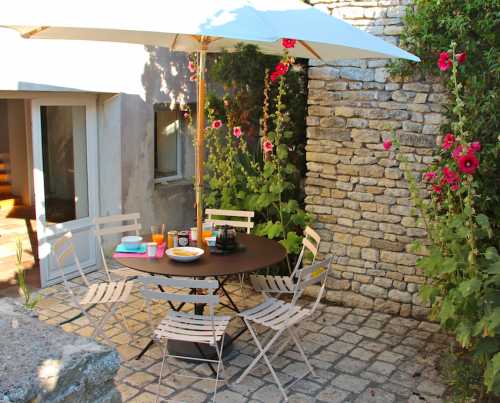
[166,247,204,262]
[121,235,143,250]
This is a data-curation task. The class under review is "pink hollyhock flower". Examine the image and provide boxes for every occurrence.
[432,184,442,194]
[233,126,242,138]
[282,38,297,49]
[442,133,455,150]
[275,62,289,76]
[211,120,222,129]
[451,145,463,160]
[270,71,280,82]
[443,166,460,184]
[470,141,481,153]
[450,183,460,191]
[383,139,392,150]
[188,61,196,73]
[263,139,273,153]
[456,52,467,64]
[438,51,452,71]
[423,171,437,182]
[458,153,479,175]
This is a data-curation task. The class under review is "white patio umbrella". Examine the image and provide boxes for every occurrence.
[1,0,419,242]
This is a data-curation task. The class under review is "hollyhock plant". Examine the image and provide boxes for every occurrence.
[423,171,437,182]
[233,126,242,138]
[438,51,452,71]
[450,183,460,191]
[188,60,196,73]
[275,62,289,76]
[456,52,467,64]
[452,145,463,160]
[262,139,273,153]
[211,120,222,129]
[457,152,479,175]
[443,166,460,184]
[282,38,297,49]
[470,141,481,153]
[442,133,455,150]
[383,139,392,150]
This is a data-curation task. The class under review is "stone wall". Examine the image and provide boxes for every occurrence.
[306,0,446,318]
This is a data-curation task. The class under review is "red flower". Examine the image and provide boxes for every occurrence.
[443,166,460,184]
[233,126,242,138]
[275,62,289,76]
[263,139,273,153]
[451,145,463,160]
[188,61,196,73]
[451,183,460,191]
[423,171,437,182]
[442,133,455,150]
[189,74,197,82]
[432,184,442,194]
[270,71,280,82]
[383,139,392,151]
[457,153,479,175]
[470,141,481,153]
[282,38,297,49]
[183,112,190,119]
[438,51,452,71]
[456,52,467,64]
[211,120,222,129]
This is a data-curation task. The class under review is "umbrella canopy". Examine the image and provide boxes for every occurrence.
[1,0,419,61]
[1,0,419,243]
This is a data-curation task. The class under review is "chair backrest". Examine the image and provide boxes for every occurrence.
[137,276,221,342]
[292,255,333,314]
[94,213,141,280]
[205,208,254,234]
[291,226,321,277]
[52,232,91,290]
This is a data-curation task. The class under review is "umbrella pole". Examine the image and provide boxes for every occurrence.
[195,43,207,246]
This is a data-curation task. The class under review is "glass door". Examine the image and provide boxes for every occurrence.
[31,96,98,286]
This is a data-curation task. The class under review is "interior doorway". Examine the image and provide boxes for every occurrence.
[0,98,39,293]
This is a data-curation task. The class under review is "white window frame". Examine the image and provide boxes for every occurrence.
[154,104,183,184]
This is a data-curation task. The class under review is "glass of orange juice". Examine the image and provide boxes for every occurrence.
[151,224,165,245]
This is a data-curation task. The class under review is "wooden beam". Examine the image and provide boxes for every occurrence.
[298,40,323,60]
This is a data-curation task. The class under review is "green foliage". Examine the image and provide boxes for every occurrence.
[205,45,310,273]
[390,0,500,239]
[392,46,500,398]
[15,238,40,310]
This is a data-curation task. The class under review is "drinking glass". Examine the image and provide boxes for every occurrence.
[151,224,165,245]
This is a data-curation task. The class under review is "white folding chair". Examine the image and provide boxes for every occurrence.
[137,276,230,403]
[250,226,321,297]
[94,213,144,282]
[52,232,135,344]
[206,208,255,295]
[235,255,333,402]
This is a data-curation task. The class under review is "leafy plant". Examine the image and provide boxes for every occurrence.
[389,44,500,398]
[204,41,311,273]
[15,238,40,310]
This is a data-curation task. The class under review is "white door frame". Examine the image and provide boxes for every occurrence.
[31,95,99,287]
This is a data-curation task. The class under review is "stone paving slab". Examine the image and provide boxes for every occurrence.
[31,267,450,402]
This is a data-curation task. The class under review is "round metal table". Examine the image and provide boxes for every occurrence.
[114,233,287,361]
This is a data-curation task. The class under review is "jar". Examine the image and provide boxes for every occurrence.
[146,242,157,257]
[167,231,178,248]
[190,227,198,245]
[177,231,189,247]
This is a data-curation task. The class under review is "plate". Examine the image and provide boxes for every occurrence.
[166,247,204,262]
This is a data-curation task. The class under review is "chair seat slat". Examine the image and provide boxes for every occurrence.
[80,283,99,305]
[100,282,117,303]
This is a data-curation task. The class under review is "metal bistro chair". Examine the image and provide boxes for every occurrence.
[52,232,135,344]
[206,208,255,295]
[250,226,321,297]
[137,276,230,403]
[235,255,333,402]
[94,213,144,282]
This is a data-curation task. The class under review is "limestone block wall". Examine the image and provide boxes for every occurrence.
[306,0,446,318]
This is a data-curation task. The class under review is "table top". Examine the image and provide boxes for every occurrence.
[113,233,287,277]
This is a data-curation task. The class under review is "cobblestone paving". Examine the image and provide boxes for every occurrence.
[35,269,450,402]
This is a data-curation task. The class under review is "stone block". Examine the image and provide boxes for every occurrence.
[361,248,379,262]
[309,66,340,81]
[374,298,401,315]
[339,67,375,82]
[372,239,405,252]
[0,299,121,403]
[360,284,387,299]
[342,292,374,309]
[388,289,412,303]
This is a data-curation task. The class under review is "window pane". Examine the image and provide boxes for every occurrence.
[155,108,180,178]
[40,105,88,224]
